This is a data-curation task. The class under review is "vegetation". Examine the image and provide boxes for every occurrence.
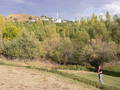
[61,69,120,89]
[57,65,88,71]
[0,12,120,68]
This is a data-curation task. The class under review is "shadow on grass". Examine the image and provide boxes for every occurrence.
[87,68,120,77]
[102,70,120,77]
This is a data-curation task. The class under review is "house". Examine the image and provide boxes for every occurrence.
[55,18,62,23]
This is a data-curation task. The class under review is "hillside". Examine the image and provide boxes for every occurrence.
[5,14,39,22]
[0,59,120,90]
[0,65,98,90]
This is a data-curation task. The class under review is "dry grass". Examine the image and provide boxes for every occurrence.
[0,57,57,69]
[0,65,99,90]
[5,14,38,22]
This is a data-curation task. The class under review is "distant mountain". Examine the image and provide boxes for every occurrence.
[5,14,39,22]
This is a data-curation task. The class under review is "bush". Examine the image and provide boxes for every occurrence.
[0,39,4,54]
[3,31,45,59]
[3,23,20,40]
[49,37,74,64]
[82,39,118,68]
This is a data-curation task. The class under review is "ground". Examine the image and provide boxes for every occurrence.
[0,65,98,90]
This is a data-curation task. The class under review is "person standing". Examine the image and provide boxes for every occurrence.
[98,66,104,84]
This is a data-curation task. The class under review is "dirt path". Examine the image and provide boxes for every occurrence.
[0,65,99,90]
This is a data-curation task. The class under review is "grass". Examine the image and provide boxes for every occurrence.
[60,69,120,89]
[0,60,119,90]
[103,65,120,73]
[57,65,89,71]
[102,65,120,77]
[59,65,120,77]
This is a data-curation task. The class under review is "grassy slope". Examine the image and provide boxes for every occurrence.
[59,69,120,89]
[0,60,99,90]
[0,59,119,90]
[0,65,99,90]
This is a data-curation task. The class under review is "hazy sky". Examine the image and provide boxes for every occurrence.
[0,0,120,20]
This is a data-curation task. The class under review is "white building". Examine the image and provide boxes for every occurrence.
[55,12,62,23]
[56,18,62,23]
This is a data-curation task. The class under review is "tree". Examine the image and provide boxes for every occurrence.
[91,13,98,24]
[108,22,120,44]
[99,15,104,22]
[3,23,20,40]
[28,17,32,20]
[80,17,86,25]
[49,38,74,64]
[4,31,45,59]
[113,14,119,22]
[82,39,117,68]
[91,22,109,40]
[0,38,4,54]
[0,15,4,38]
[74,30,90,50]
[106,11,111,21]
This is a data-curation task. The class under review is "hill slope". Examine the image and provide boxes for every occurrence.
[60,69,120,89]
[0,65,98,90]
[5,14,39,22]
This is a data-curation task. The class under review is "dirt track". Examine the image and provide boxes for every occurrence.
[0,65,98,90]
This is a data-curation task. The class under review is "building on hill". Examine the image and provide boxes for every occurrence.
[55,12,62,23]
[55,18,62,23]
[29,18,39,22]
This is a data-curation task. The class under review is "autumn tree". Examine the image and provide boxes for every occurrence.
[3,22,20,40]
[0,15,4,38]
[82,39,117,68]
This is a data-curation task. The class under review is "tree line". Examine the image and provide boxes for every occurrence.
[0,11,120,68]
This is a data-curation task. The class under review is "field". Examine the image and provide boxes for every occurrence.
[60,69,120,89]
[0,60,120,90]
[0,60,98,90]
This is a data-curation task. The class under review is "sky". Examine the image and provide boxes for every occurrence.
[0,0,120,20]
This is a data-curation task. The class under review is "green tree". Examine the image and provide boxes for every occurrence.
[108,22,120,44]
[50,38,74,64]
[3,23,20,40]
[113,14,119,22]
[99,15,104,22]
[106,11,111,28]
[4,31,45,59]
[91,13,98,24]
[106,11,111,21]
[82,39,117,68]
[0,15,4,38]
[80,17,86,25]
[92,22,108,40]
[0,38,4,54]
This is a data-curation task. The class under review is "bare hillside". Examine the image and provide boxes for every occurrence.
[5,14,39,22]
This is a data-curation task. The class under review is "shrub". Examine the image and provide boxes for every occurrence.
[3,31,45,59]
[0,39,4,54]
[49,37,74,64]
[82,39,118,68]
[3,23,20,40]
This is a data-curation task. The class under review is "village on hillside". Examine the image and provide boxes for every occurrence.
[5,13,70,23]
